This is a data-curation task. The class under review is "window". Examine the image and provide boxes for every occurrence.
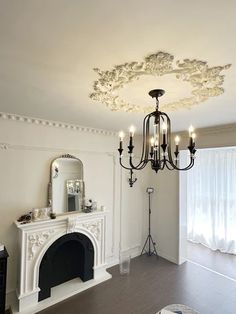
[186,147,236,254]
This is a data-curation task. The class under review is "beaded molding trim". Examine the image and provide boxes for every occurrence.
[90,51,231,113]
[0,112,116,136]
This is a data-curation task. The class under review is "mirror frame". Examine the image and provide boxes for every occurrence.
[48,154,85,213]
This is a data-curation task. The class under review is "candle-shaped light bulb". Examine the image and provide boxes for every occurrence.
[129,125,135,137]
[189,125,194,147]
[118,131,125,152]
[189,125,194,136]
[150,137,155,146]
[162,122,167,146]
[192,133,196,147]
[150,137,154,157]
[119,131,125,141]
[175,135,180,145]
[128,126,135,152]
[175,135,180,156]
[162,122,167,134]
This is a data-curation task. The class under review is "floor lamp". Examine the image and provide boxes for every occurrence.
[141,187,158,256]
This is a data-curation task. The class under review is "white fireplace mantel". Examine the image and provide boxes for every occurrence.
[14,210,111,314]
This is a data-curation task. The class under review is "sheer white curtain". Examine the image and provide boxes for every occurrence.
[187,147,236,254]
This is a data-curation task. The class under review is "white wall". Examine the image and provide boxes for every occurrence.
[0,116,149,302]
[149,169,179,263]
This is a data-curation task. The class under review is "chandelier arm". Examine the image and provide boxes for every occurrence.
[139,113,150,164]
[160,159,166,170]
[165,157,195,171]
[163,159,175,170]
[119,158,133,171]
[128,113,152,170]
[141,113,152,163]
[175,159,195,170]
[145,114,151,161]
[129,156,148,170]
[119,156,154,171]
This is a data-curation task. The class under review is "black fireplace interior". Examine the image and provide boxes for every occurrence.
[38,232,94,301]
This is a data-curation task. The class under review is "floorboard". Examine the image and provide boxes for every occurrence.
[38,255,236,314]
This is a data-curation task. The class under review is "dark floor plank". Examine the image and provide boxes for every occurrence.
[38,255,236,314]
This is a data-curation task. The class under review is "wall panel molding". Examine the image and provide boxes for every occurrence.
[0,142,115,156]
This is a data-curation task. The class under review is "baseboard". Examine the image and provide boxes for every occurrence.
[107,245,141,268]
[107,258,119,268]
[6,290,16,309]
[157,249,178,264]
[6,290,16,314]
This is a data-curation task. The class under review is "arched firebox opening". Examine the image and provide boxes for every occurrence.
[38,232,94,301]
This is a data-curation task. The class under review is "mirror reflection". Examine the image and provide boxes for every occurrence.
[50,155,84,214]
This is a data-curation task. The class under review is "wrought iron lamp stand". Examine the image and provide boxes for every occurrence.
[141,188,158,256]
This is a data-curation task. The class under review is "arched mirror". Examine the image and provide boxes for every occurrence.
[48,154,85,214]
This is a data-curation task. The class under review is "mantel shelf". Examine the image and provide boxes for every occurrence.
[15,210,109,230]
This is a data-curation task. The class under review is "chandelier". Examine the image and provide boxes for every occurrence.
[118,89,197,183]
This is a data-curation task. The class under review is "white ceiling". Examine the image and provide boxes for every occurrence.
[0,0,235,133]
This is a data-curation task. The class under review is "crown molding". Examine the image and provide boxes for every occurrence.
[197,123,236,136]
[0,112,117,137]
[177,123,236,138]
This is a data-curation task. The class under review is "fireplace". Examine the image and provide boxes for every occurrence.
[38,232,94,301]
[15,211,111,313]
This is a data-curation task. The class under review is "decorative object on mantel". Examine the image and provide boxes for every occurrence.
[84,199,93,213]
[84,199,98,213]
[17,212,32,224]
[32,207,51,221]
[118,89,197,185]
[50,212,57,219]
[90,51,231,113]
[17,207,51,225]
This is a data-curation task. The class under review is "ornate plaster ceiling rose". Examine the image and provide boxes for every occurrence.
[90,51,231,113]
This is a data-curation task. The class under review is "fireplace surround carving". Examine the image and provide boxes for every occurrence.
[15,210,111,313]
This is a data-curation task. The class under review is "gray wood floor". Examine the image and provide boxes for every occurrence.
[187,241,236,280]
[37,255,236,314]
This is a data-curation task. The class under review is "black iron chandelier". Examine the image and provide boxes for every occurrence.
[118,89,197,185]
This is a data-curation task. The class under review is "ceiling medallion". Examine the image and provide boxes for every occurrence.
[90,51,231,113]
